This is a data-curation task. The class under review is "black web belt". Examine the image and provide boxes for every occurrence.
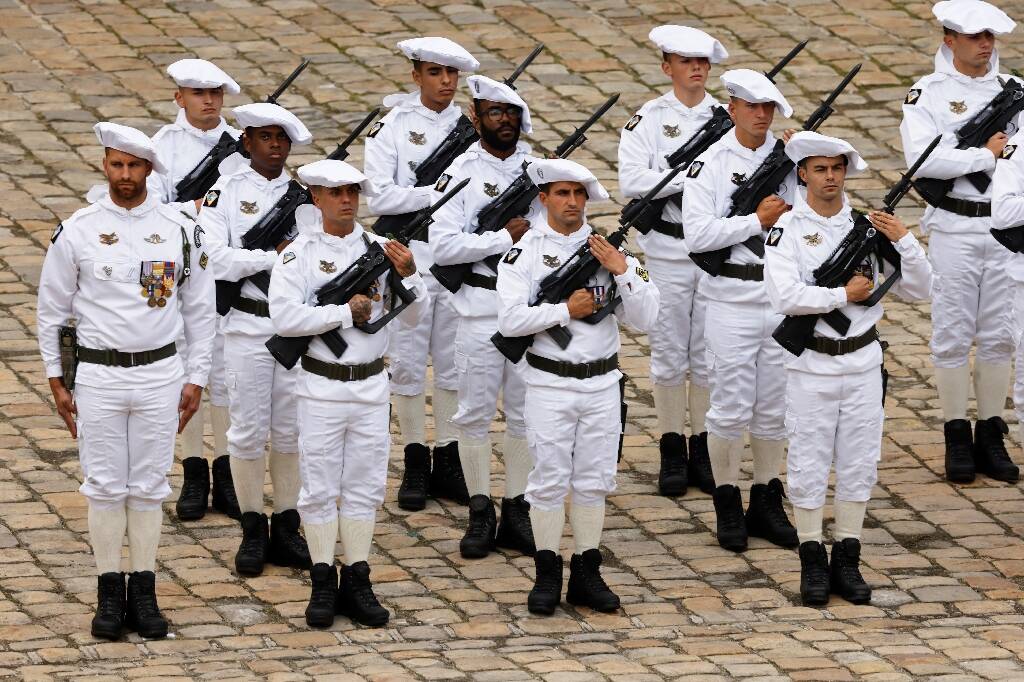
[936,196,991,218]
[77,342,177,368]
[651,220,685,239]
[463,273,497,290]
[232,296,270,318]
[301,355,385,382]
[719,263,764,281]
[526,352,619,379]
[809,326,880,356]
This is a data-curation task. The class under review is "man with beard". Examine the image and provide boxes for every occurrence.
[900,0,1022,483]
[202,103,313,577]
[363,37,478,511]
[430,75,536,560]
[37,123,215,640]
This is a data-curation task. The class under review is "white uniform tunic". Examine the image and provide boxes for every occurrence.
[899,46,1022,368]
[764,198,933,508]
[618,91,720,388]
[269,211,429,523]
[37,192,216,509]
[496,221,659,509]
[682,129,796,441]
[363,91,462,396]
[201,164,298,459]
[429,141,539,440]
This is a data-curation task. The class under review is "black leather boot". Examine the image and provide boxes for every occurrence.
[398,443,432,511]
[944,419,975,483]
[527,550,563,615]
[268,509,312,569]
[566,548,620,612]
[235,511,269,576]
[91,572,125,641]
[460,495,497,559]
[657,432,688,497]
[974,417,1020,482]
[830,538,872,604]
[746,478,799,548]
[429,442,470,504]
[124,571,168,639]
[211,455,241,519]
[175,457,209,521]
[712,484,747,552]
[495,495,536,556]
[798,541,830,606]
[305,563,337,628]
[688,432,715,494]
[337,561,389,627]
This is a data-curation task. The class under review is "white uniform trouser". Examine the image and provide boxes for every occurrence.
[76,380,181,511]
[646,257,708,387]
[524,381,620,511]
[1014,283,1024,439]
[389,270,459,395]
[208,331,229,407]
[223,332,298,459]
[704,299,787,441]
[929,230,1015,368]
[296,394,390,524]
[785,367,884,509]
[452,316,526,440]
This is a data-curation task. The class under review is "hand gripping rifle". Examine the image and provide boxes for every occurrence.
[372,44,545,240]
[490,164,686,364]
[914,76,1024,207]
[771,135,941,356]
[630,39,810,236]
[214,107,384,316]
[689,63,862,276]
[265,178,471,369]
[429,93,620,294]
[174,59,311,202]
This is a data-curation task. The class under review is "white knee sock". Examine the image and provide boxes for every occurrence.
[394,393,426,447]
[269,451,301,513]
[304,519,338,565]
[793,505,824,544]
[89,504,126,575]
[751,437,785,485]
[569,502,605,554]
[433,388,459,446]
[503,434,532,499]
[935,365,970,421]
[707,434,741,487]
[126,508,163,573]
[230,455,266,514]
[833,500,868,540]
[653,384,686,436]
[211,405,230,458]
[459,438,492,497]
[529,504,565,553]
[974,361,1011,420]
[339,515,375,565]
[179,404,204,459]
[688,383,711,435]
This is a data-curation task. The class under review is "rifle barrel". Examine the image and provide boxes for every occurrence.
[267,58,310,103]
[821,63,862,110]
[554,93,620,158]
[505,43,545,88]
[332,107,383,157]
[886,134,942,208]
[765,39,810,82]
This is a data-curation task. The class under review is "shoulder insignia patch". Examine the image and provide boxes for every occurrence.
[282,251,296,265]
[905,88,921,105]
[194,225,204,248]
[1002,144,1017,160]
[367,121,384,138]
[203,189,220,208]
[199,252,209,270]
[766,227,784,247]
[435,174,452,192]
[624,114,642,131]
[636,266,649,282]
[687,161,704,178]
[503,248,522,265]
[50,222,63,244]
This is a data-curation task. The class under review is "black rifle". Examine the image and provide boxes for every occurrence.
[689,63,862,276]
[915,77,1024,207]
[372,43,545,240]
[174,59,311,202]
[265,178,471,369]
[490,165,686,363]
[214,107,384,316]
[430,93,620,294]
[630,39,810,236]
[772,135,941,356]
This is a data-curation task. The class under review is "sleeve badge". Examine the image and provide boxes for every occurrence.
[50,222,63,244]
[1002,144,1017,160]
[687,161,704,178]
[636,266,649,282]
[503,248,522,265]
[766,227,784,247]
[203,189,220,208]
[435,174,452,192]
[904,89,921,105]
[367,121,384,138]
[282,251,296,265]
[624,114,643,131]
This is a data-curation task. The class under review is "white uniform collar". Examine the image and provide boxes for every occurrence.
[658,89,716,113]
[97,189,161,217]
[724,127,777,159]
[534,217,592,243]
[935,44,1001,82]
[170,108,231,142]
[467,140,532,166]
[383,90,461,120]
[240,163,291,188]
[315,221,367,246]
[790,191,853,228]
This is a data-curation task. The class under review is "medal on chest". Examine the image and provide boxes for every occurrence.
[140,261,175,308]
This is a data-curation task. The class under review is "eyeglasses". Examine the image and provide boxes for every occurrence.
[481,106,522,122]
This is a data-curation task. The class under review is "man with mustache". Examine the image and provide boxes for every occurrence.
[201,103,313,577]
[363,37,479,511]
[900,0,1022,484]
[429,75,536,560]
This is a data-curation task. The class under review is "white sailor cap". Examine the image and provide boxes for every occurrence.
[397,37,480,73]
[526,158,610,202]
[933,0,1015,35]
[720,69,793,118]
[784,131,868,177]
[466,75,533,133]
[649,25,728,64]
[166,58,240,94]
[232,103,312,146]
[297,159,379,196]
[93,122,166,174]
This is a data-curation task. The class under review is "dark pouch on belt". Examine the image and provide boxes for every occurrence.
[880,340,889,406]
[618,374,628,463]
[58,325,78,391]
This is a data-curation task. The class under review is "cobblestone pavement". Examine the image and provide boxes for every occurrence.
[1,0,1024,679]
